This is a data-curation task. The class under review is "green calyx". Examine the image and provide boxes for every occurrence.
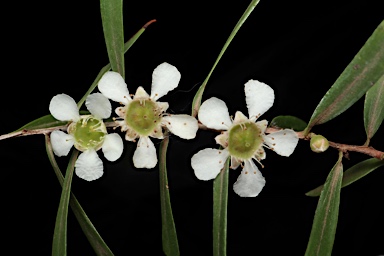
[228,122,263,159]
[68,115,107,151]
[125,99,161,136]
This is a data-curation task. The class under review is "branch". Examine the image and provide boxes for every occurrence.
[266,127,383,160]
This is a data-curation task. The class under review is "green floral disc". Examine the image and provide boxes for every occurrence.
[228,122,263,159]
[125,99,161,136]
[68,115,107,151]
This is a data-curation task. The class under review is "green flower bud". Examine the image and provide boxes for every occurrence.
[125,99,162,136]
[228,122,263,160]
[68,115,107,151]
[310,134,329,153]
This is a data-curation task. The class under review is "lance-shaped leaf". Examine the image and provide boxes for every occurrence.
[159,131,180,256]
[306,158,384,197]
[45,135,114,256]
[305,20,384,134]
[1,111,89,141]
[17,114,68,131]
[52,149,79,256]
[191,0,261,117]
[304,151,343,256]
[100,0,125,78]
[213,158,230,256]
[269,115,307,131]
[364,74,384,145]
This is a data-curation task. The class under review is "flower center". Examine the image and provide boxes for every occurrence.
[125,99,161,136]
[68,115,107,151]
[228,122,263,160]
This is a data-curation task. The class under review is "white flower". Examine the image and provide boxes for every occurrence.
[98,62,198,168]
[191,80,299,197]
[49,93,124,181]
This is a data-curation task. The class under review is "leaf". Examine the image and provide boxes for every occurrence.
[159,131,180,256]
[305,158,384,197]
[17,114,68,131]
[213,158,230,256]
[76,20,156,109]
[364,74,384,145]
[269,115,307,131]
[100,0,125,78]
[16,110,89,132]
[45,135,114,256]
[305,20,384,134]
[191,0,261,117]
[304,151,343,256]
[52,149,79,256]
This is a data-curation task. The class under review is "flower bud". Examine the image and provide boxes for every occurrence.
[310,134,329,153]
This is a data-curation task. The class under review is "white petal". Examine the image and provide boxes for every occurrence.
[191,148,229,181]
[50,130,74,157]
[75,149,104,181]
[244,80,275,121]
[98,71,131,104]
[150,62,181,101]
[162,115,198,139]
[263,129,298,156]
[85,93,112,119]
[102,133,124,161]
[198,97,232,130]
[49,94,80,121]
[133,137,157,168]
[233,160,265,197]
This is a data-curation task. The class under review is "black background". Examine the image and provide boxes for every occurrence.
[1,0,383,255]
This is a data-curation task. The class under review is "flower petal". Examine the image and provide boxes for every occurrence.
[50,130,74,157]
[75,149,104,181]
[98,71,131,104]
[49,94,80,122]
[263,129,298,156]
[198,97,232,130]
[102,133,124,161]
[191,148,229,181]
[162,115,198,139]
[233,159,266,197]
[244,80,275,121]
[133,136,157,168]
[85,93,112,119]
[150,62,181,101]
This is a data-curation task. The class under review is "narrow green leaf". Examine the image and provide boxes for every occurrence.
[269,115,307,131]
[159,131,180,256]
[45,135,114,256]
[191,0,261,117]
[77,20,156,109]
[364,74,384,145]
[213,158,230,256]
[17,114,68,131]
[305,158,384,197]
[305,20,384,134]
[52,149,79,256]
[304,151,343,256]
[100,0,125,78]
